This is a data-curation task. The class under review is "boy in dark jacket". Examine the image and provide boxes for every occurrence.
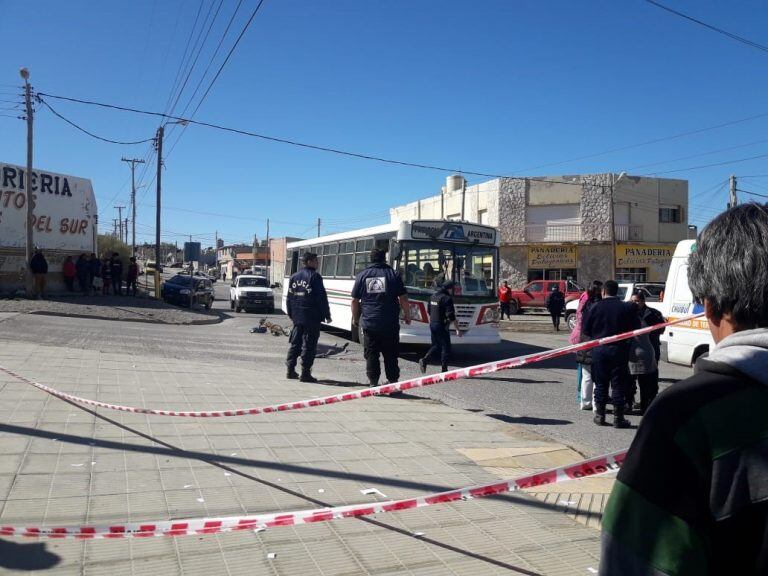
[29,249,48,299]
[545,284,566,331]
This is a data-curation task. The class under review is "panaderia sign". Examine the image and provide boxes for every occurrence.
[527,245,578,268]
[0,162,96,250]
[0,162,97,279]
[615,244,675,267]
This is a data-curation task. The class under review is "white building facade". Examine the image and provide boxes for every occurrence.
[390,174,689,288]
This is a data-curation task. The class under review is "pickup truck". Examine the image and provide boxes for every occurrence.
[506,279,582,315]
[564,282,664,330]
[230,275,275,313]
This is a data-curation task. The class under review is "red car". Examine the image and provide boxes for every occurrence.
[506,279,582,314]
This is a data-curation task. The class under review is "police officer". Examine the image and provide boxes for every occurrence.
[285,252,331,383]
[582,279,640,428]
[419,280,462,374]
[351,248,410,386]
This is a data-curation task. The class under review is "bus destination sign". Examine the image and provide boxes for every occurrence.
[408,221,497,245]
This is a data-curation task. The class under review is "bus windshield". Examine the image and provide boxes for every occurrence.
[399,242,497,297]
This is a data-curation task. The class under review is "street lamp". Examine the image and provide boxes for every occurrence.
[609,171,627,280]
[153,119,188,299]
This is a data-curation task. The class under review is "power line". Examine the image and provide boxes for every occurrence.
[166,0,264,158]
[176,0,245,120]
[162,0,207,118]
[40,91,768,187]
[738,188,768,200]
[646,152,768,175]
[34,92,523,179]
[513,110,768,173]
[39,98,154,145]
[165,0,247,156]
[191,0,266,120]
[626,138,768,171]
[164,0,224,123]
[644,0,768,54]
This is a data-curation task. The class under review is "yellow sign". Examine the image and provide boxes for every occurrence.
[615,244,676,282]
[615,244,675,267]
[528,245,577,268]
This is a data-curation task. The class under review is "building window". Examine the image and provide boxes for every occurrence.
[616,267,647,283]
[659,205,681,223]
[478,209,489,225]
[527,269,577,282]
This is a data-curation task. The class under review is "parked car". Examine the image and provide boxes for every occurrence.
[193,270,217,283]
[230,275,274,313]
[564,282,665,330]
[635,282,665,300]
[168,262,184,269]
[506,279,582,315]
[162,275,214,309]
[145,260,163,273]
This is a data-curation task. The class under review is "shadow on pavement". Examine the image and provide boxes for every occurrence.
[0,539,61,571]
[469,376,562,384]
[0,412,549,575]
[486,413,573,426]
[318,379,362,388]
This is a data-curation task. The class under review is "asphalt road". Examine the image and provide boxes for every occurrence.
[0,283,693,457]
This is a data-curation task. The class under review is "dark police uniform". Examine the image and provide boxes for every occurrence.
[352,262,407,385]
[582,296,640,425]
[286,265,331,378]
[420,284,457,372]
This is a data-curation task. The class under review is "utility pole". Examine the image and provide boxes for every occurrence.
[214,230,218,269]
[154,125,164,298]
[122,157,145,256]
[265,218,270,278]
[728,174,738,210]
[608,172,627,281]
[252,233,257,273]
[20,68,34,294]
[115,206,125,243]
[460,177,466,220]
[113,219,118,237]
[317,218,321,238]
[124,218,129,244]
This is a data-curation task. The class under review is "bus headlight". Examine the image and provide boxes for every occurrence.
[400,301,427,323]
[479,305,500,324]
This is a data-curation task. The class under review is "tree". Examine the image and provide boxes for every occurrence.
[97,235,131,261]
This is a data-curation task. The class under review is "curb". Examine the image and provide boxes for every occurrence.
[27,310,223,326]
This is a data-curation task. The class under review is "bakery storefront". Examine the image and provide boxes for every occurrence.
[615,244,676,283]
[527,245,578,282]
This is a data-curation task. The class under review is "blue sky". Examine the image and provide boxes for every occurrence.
[2,0,768,247]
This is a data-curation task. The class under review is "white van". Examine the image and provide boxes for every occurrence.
[659,240,714,366]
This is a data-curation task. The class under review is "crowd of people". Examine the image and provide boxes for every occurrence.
[28,249,140,299]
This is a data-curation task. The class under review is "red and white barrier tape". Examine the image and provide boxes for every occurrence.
[0,313,704,418]
[0,449,625,539]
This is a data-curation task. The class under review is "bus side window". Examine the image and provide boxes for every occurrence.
[286,250,299,276]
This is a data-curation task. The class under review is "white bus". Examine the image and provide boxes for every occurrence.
[283,220,501,345]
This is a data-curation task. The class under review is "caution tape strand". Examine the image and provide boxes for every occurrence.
[0,450,626,538]
[0,314,704,418]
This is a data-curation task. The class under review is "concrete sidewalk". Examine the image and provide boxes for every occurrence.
[0,340,607,575]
